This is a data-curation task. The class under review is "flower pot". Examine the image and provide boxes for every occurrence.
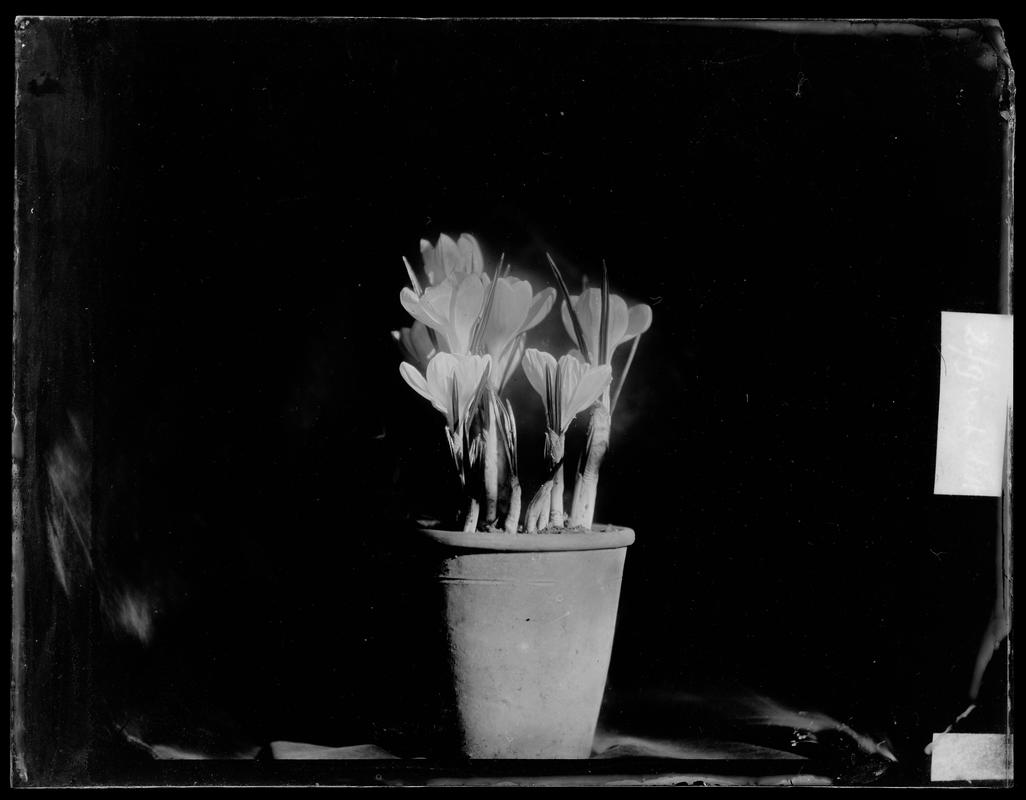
[416,525,634,759]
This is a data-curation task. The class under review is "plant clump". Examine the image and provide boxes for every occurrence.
[394,233,652,533]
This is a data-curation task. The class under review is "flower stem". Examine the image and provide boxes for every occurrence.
[483,418,499,527]
[568,393,610,529]
[526,429,565,532]
[549,464,565,528]
[462,497,480,532]
[547,432,566,528]
[504,478,522,534]
[525,480,552,532]
[494,395,520,534]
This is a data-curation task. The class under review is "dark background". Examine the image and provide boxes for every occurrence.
[14,18,1012,783]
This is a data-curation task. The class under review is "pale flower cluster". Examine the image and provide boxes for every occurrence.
[393,233,651,533]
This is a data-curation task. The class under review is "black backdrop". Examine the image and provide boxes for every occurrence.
[14,18,1012,781]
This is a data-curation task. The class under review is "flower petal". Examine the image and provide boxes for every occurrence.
[425,352,460,427]
[400,361,450,422]
[482,277,532,361]
[420,238,443,286]
[522,348,557,404]
[624,303,653,341]
[562,363,612,424]
[604,294,630,360]
[438,233,464,279]
[559,297,574,345]
[519,286,557,334]
[399,359,431,398]
[560,288,635,364]
[561,292,595,363]
[560,289,603,364]
[395,327,417,366]
[410,320,437,361]
[401,285,448,331]
[395,320,438,370]
[448,274,486,354]
[454,354,492,424]
[422,279,457,322]
[494,333,525,391]
[457,233,484,274]
[556,354,587,431]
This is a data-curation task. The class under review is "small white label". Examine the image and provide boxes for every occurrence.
[930,733,1013,782]
[934,312,1013,497]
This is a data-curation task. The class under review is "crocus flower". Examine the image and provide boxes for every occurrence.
[391,320,438,372]
[522,350,609,532]
[560,288,653,366]
[400,269,556,381]
[400,271,487,356]
[420,233,484,286]
[521,350,612,434]
[479,277,556,389]
[399,352,492,432]
[401,352,492,525]
[397,233,488,356]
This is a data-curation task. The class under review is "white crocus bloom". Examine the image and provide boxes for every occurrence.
[400,271,487,356]
[399,352,492,431]
[400,268,555,388]
[400,351,492,532]
[420,233,484,286]
[480,277,556,389]
[522,350,612,435]
[391,319,437,372]
[520,350,610,531]
[397,233,487,358]
[560,288,653,366]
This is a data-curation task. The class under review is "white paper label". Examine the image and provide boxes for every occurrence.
[930,733,1013,782]
[934,312,1013,497]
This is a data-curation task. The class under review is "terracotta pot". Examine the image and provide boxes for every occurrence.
[417,525,634,759]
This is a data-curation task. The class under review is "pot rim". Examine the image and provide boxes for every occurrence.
[415,524,635,553]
